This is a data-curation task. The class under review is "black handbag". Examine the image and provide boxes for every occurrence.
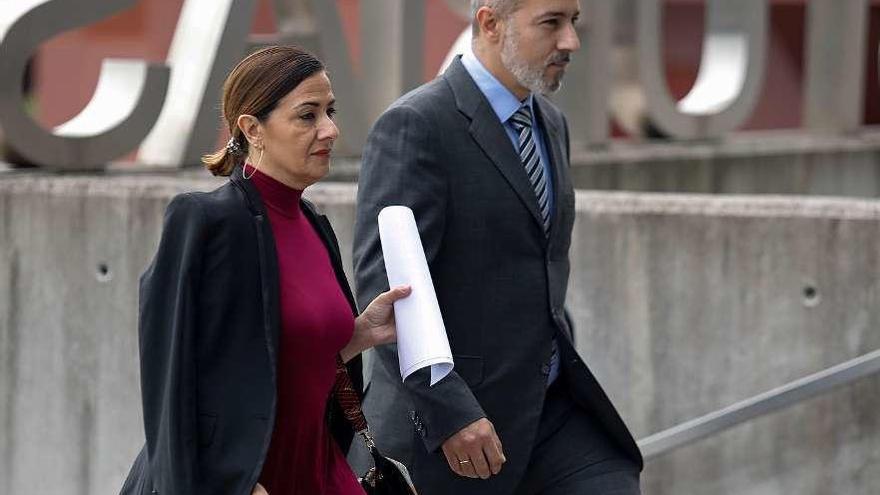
[334,356,419,495]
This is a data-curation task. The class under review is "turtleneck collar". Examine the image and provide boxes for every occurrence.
[246,163,304,219]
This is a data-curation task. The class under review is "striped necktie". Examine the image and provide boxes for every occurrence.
[511,104,559,386]
[510,104,551,235]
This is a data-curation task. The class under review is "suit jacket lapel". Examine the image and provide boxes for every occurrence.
[468,108,547,230]
[445,57,546,233]
[533,97,570,248]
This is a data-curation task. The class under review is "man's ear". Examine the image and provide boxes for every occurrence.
[237,114,262,148]
[475,6,504,43]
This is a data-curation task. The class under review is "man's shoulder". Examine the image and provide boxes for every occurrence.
[386,76,456,117]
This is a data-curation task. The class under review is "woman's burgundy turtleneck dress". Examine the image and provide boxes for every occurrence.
[248,165,365,495]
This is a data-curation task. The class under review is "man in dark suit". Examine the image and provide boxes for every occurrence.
[352,1,643,493]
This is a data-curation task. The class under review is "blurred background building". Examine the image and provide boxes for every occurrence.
[1,1,879,494]
[23,0,880,139]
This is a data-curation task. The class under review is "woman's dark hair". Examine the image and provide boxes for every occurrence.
[202,45,325,176]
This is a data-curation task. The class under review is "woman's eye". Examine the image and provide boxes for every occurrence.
[300,113,315,121]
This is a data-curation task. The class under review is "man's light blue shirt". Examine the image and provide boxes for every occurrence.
[460,49,560,386]
[460,50,555,219]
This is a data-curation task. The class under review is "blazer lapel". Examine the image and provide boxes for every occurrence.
[302,203,359,315]
[533,97,570,248]
[230,167,281,380]
[445,57,546,233]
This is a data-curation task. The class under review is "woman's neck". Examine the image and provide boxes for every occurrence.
[246,163,304,218]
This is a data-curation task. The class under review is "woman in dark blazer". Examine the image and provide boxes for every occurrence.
[120,46,409,495]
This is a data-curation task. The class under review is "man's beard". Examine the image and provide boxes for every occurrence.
[500,24,569,95]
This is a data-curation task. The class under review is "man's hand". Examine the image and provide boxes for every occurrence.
[441,418,506,479]
[252,482,268,495]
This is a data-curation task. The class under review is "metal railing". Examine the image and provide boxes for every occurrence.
[638,348,880,460]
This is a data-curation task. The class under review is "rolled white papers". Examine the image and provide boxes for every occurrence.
[378,206,454,386]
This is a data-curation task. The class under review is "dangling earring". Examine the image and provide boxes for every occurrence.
[243,145,264,180]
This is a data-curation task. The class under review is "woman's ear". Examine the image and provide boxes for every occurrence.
[237,114,262,148]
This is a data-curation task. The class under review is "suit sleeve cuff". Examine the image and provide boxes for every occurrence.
[405,369,486,453]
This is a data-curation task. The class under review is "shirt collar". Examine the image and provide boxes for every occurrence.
[461,48,534,124]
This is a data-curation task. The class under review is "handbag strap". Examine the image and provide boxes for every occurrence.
[333,354,376,449]
[334,356,420,494]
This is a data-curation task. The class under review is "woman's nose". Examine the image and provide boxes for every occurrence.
[319,117,339,142]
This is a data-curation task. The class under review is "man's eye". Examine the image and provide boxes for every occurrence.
[300,113,315,121]
[328,108,338,119]
[544,19,559,27]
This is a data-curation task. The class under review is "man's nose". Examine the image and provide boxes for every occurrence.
[558,21,581,52]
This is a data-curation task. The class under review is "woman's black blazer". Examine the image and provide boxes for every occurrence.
[120,167,364,495]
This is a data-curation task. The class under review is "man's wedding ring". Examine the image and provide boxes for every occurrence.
[458,459,471,465]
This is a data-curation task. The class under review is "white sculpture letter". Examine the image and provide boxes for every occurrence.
[139,0,258,167]
[617,0,769,139]
[0,0,170,170]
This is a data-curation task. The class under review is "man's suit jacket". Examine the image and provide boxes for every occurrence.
[352,57,642,495]
[120,166,363,495]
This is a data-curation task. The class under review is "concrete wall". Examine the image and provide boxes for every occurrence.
[1,172,878,494]
[316,133,880,200]
[9,132,880,199]
[569,193,880,493]
[569,132,880,198]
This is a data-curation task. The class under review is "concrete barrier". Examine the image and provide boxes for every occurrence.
[298,132,880,200]
[569,132,880,198]
[7,131,880,198]
[1,172,878,494]
[568,192,880,493]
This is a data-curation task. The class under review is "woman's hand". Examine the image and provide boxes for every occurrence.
[341,285,412,363]
[252,482,269,495]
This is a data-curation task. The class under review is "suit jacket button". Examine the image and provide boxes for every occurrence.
[541,364,551,375]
